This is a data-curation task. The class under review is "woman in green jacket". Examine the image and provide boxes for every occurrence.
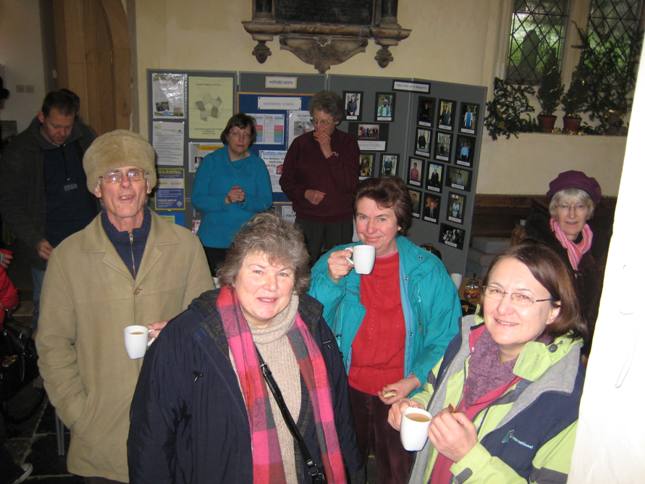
[389,242,587,483]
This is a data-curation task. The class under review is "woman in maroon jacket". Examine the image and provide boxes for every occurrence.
[280,91,360,263]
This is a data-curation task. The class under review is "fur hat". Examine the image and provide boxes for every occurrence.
[83,130,157,192]
[547,170,602,205]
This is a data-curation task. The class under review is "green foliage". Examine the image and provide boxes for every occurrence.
[536,48,564,116]
[484,78,535,140]
[561,58,588,118]
[573,24,642,134]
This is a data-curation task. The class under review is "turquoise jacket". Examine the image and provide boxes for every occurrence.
[192,148,272,248]
[309,236,461,385]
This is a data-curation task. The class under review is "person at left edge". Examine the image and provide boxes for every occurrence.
[0,89,98,329]
[128,213,363,483]
[36,130,213,483]
[192,113,272,276]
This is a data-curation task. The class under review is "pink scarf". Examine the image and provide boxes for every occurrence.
[217,286,347,483]
[550,218,593,271]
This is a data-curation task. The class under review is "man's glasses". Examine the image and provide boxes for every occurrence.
[482,285,553,308]
[101,168,146,184]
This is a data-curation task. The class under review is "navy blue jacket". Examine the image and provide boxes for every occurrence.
[128,290,363,483]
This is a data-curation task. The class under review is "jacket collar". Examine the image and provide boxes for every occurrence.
[81,210,180,281]
[27,115,86,150]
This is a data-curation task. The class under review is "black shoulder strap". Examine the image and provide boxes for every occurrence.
[255,347,326,483]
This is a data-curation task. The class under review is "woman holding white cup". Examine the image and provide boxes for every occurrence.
[309,176,461,483]
[388,243,587,483]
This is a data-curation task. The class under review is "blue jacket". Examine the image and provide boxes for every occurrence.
[128,291,363,483]
[309,236,461,386]
[192,148,272,248]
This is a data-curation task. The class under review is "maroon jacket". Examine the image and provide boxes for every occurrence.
[280,130,360,222]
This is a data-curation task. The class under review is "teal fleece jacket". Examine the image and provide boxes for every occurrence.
[309,236,461,386]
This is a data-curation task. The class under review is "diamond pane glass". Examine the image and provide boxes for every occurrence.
[587,0,643,66]
[507,0,570,84]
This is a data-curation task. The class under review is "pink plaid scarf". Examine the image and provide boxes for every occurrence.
[217,286,347,483]
[550,218,593,271]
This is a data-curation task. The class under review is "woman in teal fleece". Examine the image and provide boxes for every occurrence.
[309,176,461,483]
[192,113,272,276]
[389,243,587,483]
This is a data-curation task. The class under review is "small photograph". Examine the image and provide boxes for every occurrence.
[359,153,375,178]
[460,103,479,134]
[375,92,395,122]
[455,135,475,167]
[447,192,466,224]
[435,132,452,161]
[426,162,444,193]
[408,189,422,218]
[422,193,441,223]
[381,153,399,176]
[417,96,435,127]
[344,91,362,121]
[439,223,465,250]
[415,128,431,157]
[357,123,380,140]
[446,166,472,191]
[438,99,456,130]
[407,157,424,187]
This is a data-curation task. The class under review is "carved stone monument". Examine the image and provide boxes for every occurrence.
[242,0,411,73]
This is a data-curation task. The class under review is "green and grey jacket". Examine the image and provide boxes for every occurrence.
[409,316,585,484]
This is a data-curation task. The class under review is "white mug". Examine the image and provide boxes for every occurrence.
[124,325,149,359]
[400,406,432,451]
[450,272,463,290]
[350,245,376,275]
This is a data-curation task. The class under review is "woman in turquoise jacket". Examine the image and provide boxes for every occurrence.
[192,113,272,275]
[388,243,587,483]
[309,176,461,483]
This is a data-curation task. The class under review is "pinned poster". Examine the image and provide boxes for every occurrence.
[155,167,185,210]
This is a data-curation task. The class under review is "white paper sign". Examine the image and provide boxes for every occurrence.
[258,96,302,111]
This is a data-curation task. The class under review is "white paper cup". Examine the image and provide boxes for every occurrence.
[400,407,431,451]
[124,325,149,359]
[351,245,376,274]
[450,273,463,290]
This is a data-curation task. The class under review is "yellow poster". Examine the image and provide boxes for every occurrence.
[188,76,233,139]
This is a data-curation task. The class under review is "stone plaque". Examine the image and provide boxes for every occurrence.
[276,0,373,25]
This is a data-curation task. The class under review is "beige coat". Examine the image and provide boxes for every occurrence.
[36,212,213,482]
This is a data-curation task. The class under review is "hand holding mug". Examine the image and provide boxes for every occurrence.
[327,249,353,282]
[388,398,423,431]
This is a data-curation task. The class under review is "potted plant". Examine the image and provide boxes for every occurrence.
[536,48,564,133]
[561,61,587,134]
[484,77,535,140]
[573,24,642,135]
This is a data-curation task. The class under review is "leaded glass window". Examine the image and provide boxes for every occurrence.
[506,0,570,84]
[586,0,643,64]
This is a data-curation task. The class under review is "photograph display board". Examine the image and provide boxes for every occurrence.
[147,70,485,274]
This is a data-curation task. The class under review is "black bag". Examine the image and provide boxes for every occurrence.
[0,316,39,403]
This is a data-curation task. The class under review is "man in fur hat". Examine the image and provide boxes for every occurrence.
[0,89,98,329]
[36,130,213,483]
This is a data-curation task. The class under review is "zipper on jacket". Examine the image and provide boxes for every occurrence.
[128,232,136,277]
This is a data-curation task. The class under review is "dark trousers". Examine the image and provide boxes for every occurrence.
[295,217,353,264]
[349,387,414,484]
[203,247,228,277]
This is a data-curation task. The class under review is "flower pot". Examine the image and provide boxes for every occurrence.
[538,114,557,133]
[562,116,581,134]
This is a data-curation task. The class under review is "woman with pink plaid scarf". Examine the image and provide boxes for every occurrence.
[128,213,364,483]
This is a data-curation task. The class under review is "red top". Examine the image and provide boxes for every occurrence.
[349,252,406,395]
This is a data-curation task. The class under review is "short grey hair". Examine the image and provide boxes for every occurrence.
[218,212,310,294]
[549,188,595,220]
[309,91,344,122]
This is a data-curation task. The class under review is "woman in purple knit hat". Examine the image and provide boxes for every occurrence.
[520,170,603,354]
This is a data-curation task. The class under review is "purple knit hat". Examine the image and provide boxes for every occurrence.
[547,170,602,205]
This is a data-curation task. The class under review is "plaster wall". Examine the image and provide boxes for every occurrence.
[133,0,627,195]
[0,0,46,131]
